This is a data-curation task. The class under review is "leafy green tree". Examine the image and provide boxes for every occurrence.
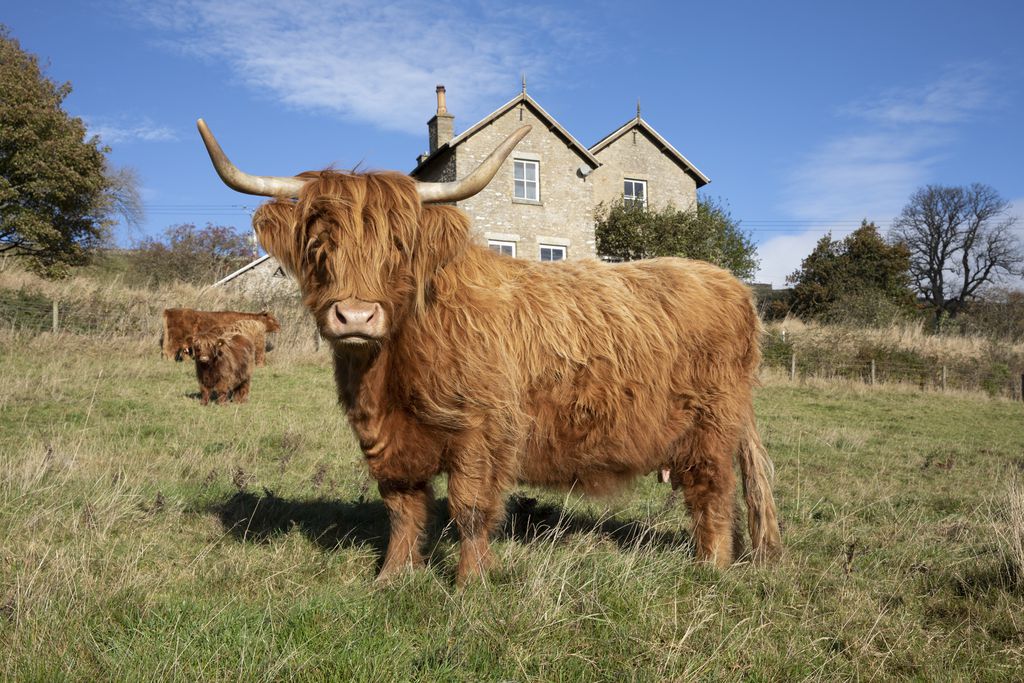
[0,25,140,276]
[595,197,758,280]
[131,223,255,285]
[787,221,914,323]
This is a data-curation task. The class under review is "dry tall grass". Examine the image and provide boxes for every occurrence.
[993,478,1024,589]
[0,261,319,353]
[764,315,1024,397]
[767,315,1024,364]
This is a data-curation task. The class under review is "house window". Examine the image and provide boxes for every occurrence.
[488,240,516,257]
[624,179,647,208]
[539,245,566,262]
[514,159,540,202]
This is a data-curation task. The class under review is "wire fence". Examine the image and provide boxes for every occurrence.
[762,345,1024,400]
[0,289,322,353]
[3,290,1023,399]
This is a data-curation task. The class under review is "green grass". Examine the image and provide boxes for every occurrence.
[2,332,1023,681]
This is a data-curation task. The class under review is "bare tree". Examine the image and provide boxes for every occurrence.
[890,183,1022,325]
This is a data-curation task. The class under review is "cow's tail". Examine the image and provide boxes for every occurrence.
[737,411,782,562]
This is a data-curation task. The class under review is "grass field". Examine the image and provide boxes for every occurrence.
[2,331,1023,681]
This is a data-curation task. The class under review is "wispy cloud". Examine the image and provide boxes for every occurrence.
[758,64,1001,287]
[131,0,584,135]
[87,116,179,144]
[783,129,949,221]
[839,63,998,126]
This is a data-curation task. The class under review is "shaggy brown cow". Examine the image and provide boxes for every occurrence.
[161,308,280,365]
[198,118,782,584]
[220,319,271,367]
[189,329,254,405]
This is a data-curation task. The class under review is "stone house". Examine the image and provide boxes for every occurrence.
[411,84,709,261]
[212,254,298,297]
[215,84,709,291]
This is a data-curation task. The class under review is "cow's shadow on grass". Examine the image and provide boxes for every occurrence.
[184,390,242,404]
[208,489,692,572]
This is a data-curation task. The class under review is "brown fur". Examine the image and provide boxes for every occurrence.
[253,171,782,584]
[188,330,255,405]
[161,308,279,365]
[219,319,270,367]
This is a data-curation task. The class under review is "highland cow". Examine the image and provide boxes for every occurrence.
[189,329,254,405]
[220,318,272,367]
[161,308,279,364]
[198,118,782,584]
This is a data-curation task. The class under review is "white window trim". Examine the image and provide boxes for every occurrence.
[536,235,571,248]
[485,231,521,243]
[513,158,540,203]
[539,244,567,262]
[624,178,648,208]
[488,239,517,257]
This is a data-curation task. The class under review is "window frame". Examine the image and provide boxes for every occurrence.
[488,239,517,258]
[513,158,540,203]
[539,244,567,262]
[623,178,648,208]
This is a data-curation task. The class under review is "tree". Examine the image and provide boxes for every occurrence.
[595,197,758,280]
[786,221,914,323]
[0,25,141,276]
[131,223,255,285]
[890,183,1022,325]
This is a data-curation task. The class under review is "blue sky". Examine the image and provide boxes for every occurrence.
[5,0,1023,285]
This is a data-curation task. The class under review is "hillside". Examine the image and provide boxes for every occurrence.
[1,325,1022,679]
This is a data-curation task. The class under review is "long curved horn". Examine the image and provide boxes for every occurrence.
[417,125,532,203]
[197,119,306,197]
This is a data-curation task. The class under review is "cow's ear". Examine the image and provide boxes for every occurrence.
[411,205,470,311]
[253,199,302,277]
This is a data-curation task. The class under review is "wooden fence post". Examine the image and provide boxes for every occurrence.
[52,300,59,333]
[1020,372,1024,402]
[942,366,947,392]
[870,359,876,386]
[314,327,321,352]
[790,353,797,382]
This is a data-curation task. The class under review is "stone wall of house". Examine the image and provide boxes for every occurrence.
[416,148,457,183]
[591,126,698,213]
[217,257,299,300]
[451,104,598,261]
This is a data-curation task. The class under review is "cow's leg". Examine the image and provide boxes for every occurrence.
[235,379,250,403]
[377,480,433,582]
[255,334,266,367]
[200,386,211,405]
[670,424,737,568]
[447,462,505,586]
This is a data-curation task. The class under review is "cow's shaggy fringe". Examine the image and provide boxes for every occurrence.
[253,170,782,583]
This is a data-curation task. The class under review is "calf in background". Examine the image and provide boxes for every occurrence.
[188,330,255,405]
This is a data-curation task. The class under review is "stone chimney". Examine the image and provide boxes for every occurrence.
[427,85,455,154]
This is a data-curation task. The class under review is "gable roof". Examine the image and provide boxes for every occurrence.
[211,254,273,287]
[412,92,600,176]
[590,116,710,188]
